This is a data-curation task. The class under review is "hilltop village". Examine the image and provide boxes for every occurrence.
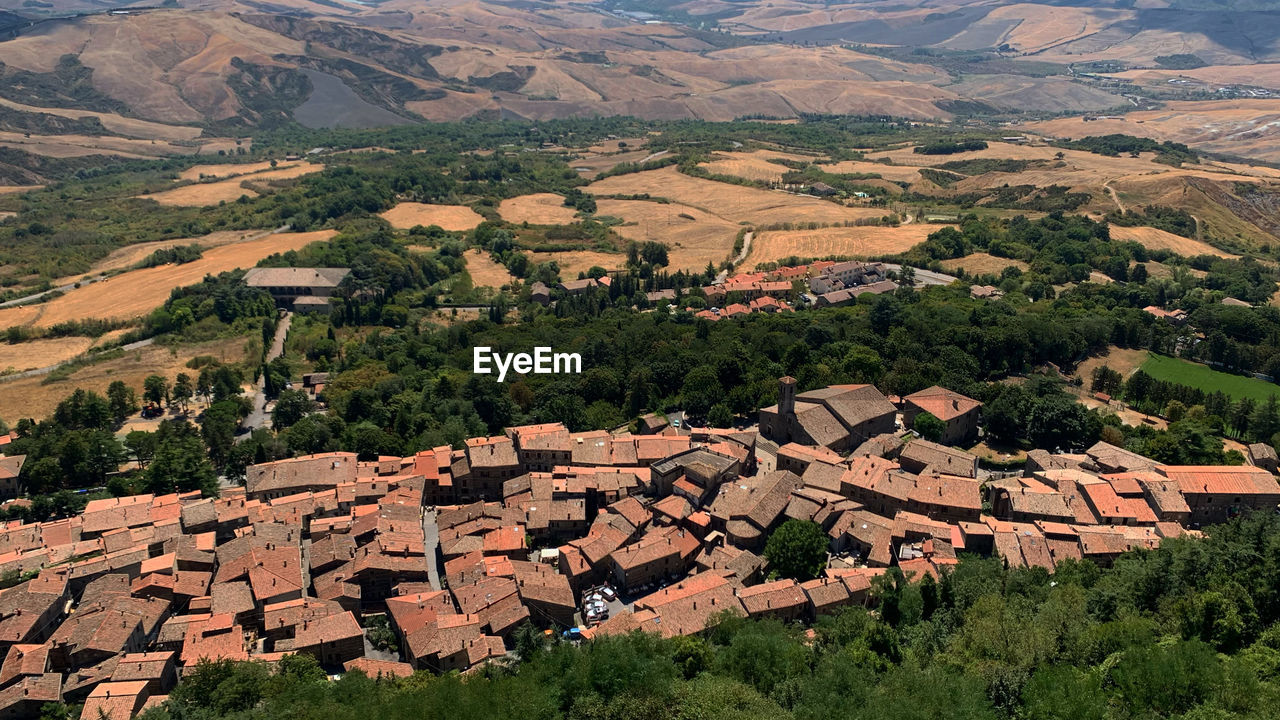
[0,377,1277,719]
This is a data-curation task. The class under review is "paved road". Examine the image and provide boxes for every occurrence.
[0,337,155,384]
[882,263,958,287]
[422,508,442,591]
[716,231,754,282]
[240,311,292,435]
[0,275,106,309]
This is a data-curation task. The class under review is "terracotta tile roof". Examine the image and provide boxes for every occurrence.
[386,591,456,636]
[1086,442,1158,473]
[800,460,847,495]
[180,614,247,665]
[904,386,982,423]
[109,651,174,683]
[511,560,575,611]
[800,577,851,612]
[344,657,414,678]
[899,440,978,478]
[0,643,48,686]
[694,544,764,583]
[1158,465,1280,496]
[277,611,362,651]
[909,473,982,513]
[633,571,744,637]
[246,453,358,497]
[1079,480,1157,524]
[0,673,61,710]
[736,579,806,616]
[611,526,701,574]
[709,470,802,546]
[607,497,651,531]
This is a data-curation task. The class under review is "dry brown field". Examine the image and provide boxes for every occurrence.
[1109,226,1238,259]
[698,150,811,182]
[380,203,485,232]
[749,225,937,265]
[818,160,925,184]
[464,250,516,289]
[587,167,884,227]
[177,161,305,182]
[570,149,656,179]
[0,337,97,374]
[0,186,41,196]
[533,250,628,275]
[1020,101,1280,163]
[139,164,322,206]
[498,194,579,225]
[56,230,274,282]
[940,253,1030,276]
[596,198,741,272]
[1073,346,1151,386]
[0,336,249,424]
[0,230,335,329]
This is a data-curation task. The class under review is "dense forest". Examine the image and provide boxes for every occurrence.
[117,511,1280,720]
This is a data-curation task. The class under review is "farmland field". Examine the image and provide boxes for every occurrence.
[0,337,97,374]
[596,198,740,272]
[177,161,306,182]
[1141,352,1280,403]
[498,194,579,225]
[463,250,516,289]
[138,164,322,206]
[940,252,1029,276]
[0,336,250,424]
[56,230,277,282]
[749,225,937,266]
[380,203,485,231]
[698,150,810,182]
[587,167,884,227]
[533,250,627,275]
[0,230,335,328]
[1109,225,1238,259]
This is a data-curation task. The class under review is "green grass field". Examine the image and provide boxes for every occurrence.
[1140,352,1280,403]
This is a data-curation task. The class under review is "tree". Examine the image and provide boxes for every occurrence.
[147,419,217,495]
[106,381,138,424]
[763,519,828,581]
[172,373,194,413]
[143,375,170,408]
[124,430,157,470]
[707,403,733,428]
[272,389,315,430]
[912,411,946,442]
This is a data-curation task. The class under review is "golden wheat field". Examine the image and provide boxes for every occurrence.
[0,230,336,329]
[939,253,1031,276]
[533,250,628,275]
[464,250,517,288]
[749,225,938,265]
[0,337,97,373]
[1109,225,1238,259]
[139,164,322,206]
[587,167,883,226]
[498,194,580,225]
[380,203,486,232]
[596,198,742,272]
[0,336,249,424]
[698,149,810,182]
[177,161,305,182]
